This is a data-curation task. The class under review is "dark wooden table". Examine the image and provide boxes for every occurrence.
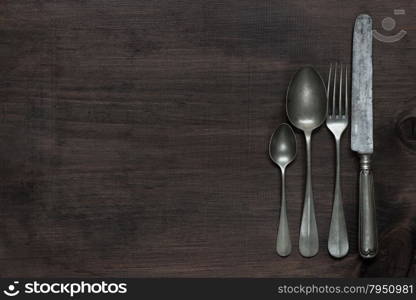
[0,0,415,277]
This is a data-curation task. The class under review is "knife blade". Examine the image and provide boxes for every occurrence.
[351,14,378,259]
[352,14,373,154]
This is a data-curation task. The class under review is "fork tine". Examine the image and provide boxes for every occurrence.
[327,63,332,115]
[333,63,337,116]
[345,65,348,117]
[339,64,343,116]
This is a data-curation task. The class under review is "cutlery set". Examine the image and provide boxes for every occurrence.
[269,14,377,259]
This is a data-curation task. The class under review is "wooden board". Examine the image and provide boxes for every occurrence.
[0,0,415,277]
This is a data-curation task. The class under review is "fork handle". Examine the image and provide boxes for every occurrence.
[358,154,378,259]
[328,139,349,258]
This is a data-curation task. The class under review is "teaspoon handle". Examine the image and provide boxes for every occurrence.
[276,168,291,256]
[299,133,319,257]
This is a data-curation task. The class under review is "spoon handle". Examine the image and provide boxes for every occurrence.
[276,168,291,256]
[328,138,349,258]
[299,133,319,257]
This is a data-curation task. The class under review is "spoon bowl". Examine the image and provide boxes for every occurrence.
[287,67,327,133]
[269,124,297,169]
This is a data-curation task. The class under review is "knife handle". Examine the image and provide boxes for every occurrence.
[358,154,378,258]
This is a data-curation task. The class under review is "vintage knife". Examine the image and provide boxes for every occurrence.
[351,14,378,258]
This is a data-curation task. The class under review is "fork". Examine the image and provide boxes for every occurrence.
[326,63,349,258]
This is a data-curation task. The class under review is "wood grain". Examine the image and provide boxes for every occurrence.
[0,0,415,277]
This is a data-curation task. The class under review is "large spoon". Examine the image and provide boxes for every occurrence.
[286,66,327,257]
[269,123,297,256]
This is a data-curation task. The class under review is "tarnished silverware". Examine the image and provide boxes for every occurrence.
[326,63,349,258]
[286,67,327,257]
[269,123,297,256]
[351,14,378,259]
